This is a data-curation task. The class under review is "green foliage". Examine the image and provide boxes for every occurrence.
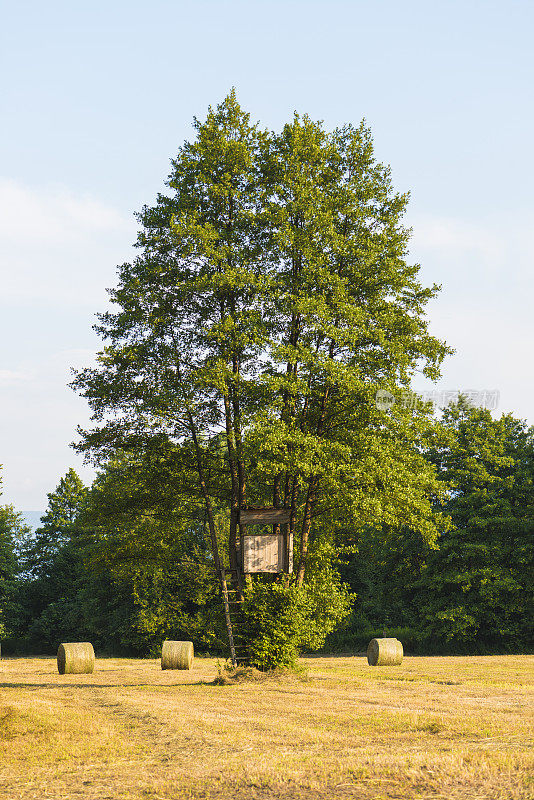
[327,399,534,654]
[7,402,533,656]
[16,469,89,651]
[328,522,435,650]
[69,92,450,665]
[0,467,29,641]
[242,575,351,669]
[77,450,226,655]
[0,502,29,641]
[413,399,534,651]
[10,98,529,661]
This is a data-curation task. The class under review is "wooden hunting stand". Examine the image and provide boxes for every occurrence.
[239,507,293,574]
[218,507,293,666]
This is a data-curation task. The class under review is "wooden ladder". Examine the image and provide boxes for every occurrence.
[219,568,249,667]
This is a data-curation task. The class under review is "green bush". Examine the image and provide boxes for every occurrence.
[242,576,351,669]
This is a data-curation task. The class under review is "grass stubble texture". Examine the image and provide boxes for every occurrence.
[0,654,532,799]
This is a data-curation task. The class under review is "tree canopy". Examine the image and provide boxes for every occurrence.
[2,97,532,663]
[72,92,450,602]
[331,399,534,653]
[413,399,534,649]
[3,402,532,657]
[0,468,30,641]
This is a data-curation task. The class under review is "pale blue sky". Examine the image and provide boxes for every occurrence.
[1,0,533,515]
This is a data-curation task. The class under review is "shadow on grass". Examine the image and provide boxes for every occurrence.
[301,652,367,658]
[0,681,210,689]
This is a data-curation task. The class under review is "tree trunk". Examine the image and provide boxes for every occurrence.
[223,392,240,577]
[186,410,222,573]
[296,380,331,585]
[296,477,317,586]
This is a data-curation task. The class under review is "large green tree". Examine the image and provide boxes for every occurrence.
[18,469,89,650]
[245,113,451,585]
[0,469,29,642]
[331,400,534,654]
[77,448,226,654]
[413,399,534,650]
[72,93,450,664]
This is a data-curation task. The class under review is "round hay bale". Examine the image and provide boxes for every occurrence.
[57,642,95,674]
[367,637,403,666]
[161,640,194,670]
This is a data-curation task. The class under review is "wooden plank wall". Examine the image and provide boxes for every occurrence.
[243,533,284,573]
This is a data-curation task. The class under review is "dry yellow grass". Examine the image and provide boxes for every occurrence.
[0,654,532,799]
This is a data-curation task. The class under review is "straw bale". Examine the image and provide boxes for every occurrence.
[57,642,95,674]
[161,640,194,670]
[367,637,403,666]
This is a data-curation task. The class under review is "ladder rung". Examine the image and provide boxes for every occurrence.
[220,570,248,666]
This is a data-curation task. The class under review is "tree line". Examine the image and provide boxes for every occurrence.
[1,397,532,659]
[1,93,532,664]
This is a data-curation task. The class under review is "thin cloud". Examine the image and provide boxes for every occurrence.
[407,211,534,426]
[411,215,502,253]
[409,212,534,292]
[0,179,132,244]
[0,369,31,384]
[0,179,136,307]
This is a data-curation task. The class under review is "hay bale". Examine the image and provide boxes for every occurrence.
[161,640,194,670]
[367,637,403,666]
[57,642,95,674]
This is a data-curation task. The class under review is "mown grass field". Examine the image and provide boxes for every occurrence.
[0,654,532,799]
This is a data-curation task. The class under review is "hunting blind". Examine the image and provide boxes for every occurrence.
[238,507,293,574]
[217,507,294,667]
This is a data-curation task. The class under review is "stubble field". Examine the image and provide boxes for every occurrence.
[0,654,532,800]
